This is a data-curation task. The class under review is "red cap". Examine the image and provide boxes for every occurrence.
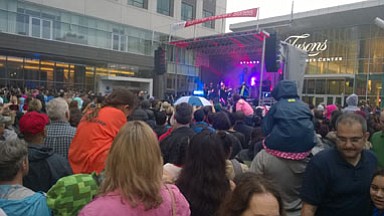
[19,111,49,135]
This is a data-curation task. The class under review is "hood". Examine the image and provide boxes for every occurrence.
[28,144,54,161]
[271,80,299,100]
[346,94,358,106]
[325,104,338,120]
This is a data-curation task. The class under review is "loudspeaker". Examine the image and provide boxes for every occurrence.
[265,33,278,72]
[154,47,166,75]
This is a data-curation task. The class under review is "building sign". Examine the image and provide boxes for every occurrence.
[285,33,343,62]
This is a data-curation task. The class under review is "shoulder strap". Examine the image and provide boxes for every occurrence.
[165,184,176,216]
[231,159,243,176]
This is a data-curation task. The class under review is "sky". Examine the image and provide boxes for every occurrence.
[225,0,367,32]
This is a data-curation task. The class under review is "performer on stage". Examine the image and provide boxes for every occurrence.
[219,82,232,106]
[207,82,217,101]
[238,82,249,99]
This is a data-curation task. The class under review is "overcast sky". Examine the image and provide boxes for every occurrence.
[225,0,367,32]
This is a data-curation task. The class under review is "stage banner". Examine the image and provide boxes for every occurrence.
[171,8,258,30]
[281,41,308,97]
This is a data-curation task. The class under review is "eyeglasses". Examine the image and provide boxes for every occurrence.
[336,135,364,145]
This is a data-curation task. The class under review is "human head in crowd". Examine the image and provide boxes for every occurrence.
[0,113,17,141]
[193,109,205,122]
[100,121,163,209]
[141,100,151,110]
[233,111,246,123]
[68,100,82,127]
[212,112,231,131]
[155,111,167,126]
[218,172,285,216]
[176,130,230,215]
[335,113,369,163]
[19,111,49,143]
[315,121,330,139]
[0,115,11,139]
[69,100,79,110]
[85,88,136,120]
[27,98,42,112]
[370,169,384,213]
[47,173,99,216]
[345,94,359,109]
[324,104,338,121]
[314,109,325,120]
[46,98,70,122]
[232,94,241,103]
[151,99,161,112]
[0,138,29,183]
[216,130,233,159]
[173,102,193,125]
[330,110,343,131]
[203,105,213,115]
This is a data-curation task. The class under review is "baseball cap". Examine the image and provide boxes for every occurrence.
[19,111,49,135]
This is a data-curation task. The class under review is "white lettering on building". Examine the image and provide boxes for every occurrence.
[305,57,343,62]
[284,33,328,57]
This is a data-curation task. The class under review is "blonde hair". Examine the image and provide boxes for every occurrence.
[100,121,163,210]
[28,98,42,112]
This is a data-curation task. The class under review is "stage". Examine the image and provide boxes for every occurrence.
[169,29,281,103]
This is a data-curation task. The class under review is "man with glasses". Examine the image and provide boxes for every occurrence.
[371,110,384,169]
[300,113,377,216]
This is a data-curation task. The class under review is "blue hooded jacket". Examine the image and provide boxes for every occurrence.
[0,186,51,216]
[262,80,316,153]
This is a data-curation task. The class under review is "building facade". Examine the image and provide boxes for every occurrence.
[0,0,226,97]
[230,0,384,108]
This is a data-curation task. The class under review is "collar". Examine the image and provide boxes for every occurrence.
[49,120,70,125]
[335,148,367,168]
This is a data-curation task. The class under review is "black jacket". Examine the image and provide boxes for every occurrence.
[23,144,72,192]
[160,126,196,164]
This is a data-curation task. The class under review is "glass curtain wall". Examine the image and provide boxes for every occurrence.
[291,24,384,106]
[0,55,137,91]
[0,0,159,56]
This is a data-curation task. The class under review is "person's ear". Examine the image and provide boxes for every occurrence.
[21,157,29,176]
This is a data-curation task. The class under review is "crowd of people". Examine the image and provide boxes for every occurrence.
[0,81,383,216]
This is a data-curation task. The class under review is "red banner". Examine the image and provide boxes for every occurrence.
[184,8,258,28]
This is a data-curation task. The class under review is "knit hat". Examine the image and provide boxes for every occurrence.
[346,94,358,106]
[47,174,99,216]
[19,111,49,135]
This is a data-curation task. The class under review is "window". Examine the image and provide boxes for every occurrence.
[157,0,172,16]
[127,0,145,8]
[181,3,193,21]
[203,10,214,29]
[29,17,52,39]
[112,29,127,52]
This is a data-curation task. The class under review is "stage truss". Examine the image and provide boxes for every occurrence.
[169,30,269,56]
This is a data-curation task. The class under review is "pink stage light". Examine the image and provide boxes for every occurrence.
[239,60,260,65]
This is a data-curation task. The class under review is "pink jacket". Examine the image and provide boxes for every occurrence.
[79,184,190,216]
[236,99,254,116]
